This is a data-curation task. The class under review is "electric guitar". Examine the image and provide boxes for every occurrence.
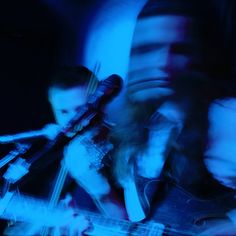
[1,185,236,236]
[0,191,166,236]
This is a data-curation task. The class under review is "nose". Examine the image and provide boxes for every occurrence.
[157,46,172,73]
[58,110,78,127]
[67,110,78,122]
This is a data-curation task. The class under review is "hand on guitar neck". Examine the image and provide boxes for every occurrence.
[0,191,91,235]
[0,191,166,236]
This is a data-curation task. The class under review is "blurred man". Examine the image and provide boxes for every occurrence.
[125,0,203,179]
[127,1,201,103]
[112,0,236,231]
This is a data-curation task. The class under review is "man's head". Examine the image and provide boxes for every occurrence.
[48,66,98,127]
[127,0,203,103]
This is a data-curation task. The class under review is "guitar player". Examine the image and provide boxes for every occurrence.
[0,66,127,235]
[109,0,236,233]
[1,0,236,235]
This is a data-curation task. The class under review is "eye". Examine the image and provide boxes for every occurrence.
[75,105,83,112]
[60,109,68,114]
[171,43,193,55]
[131,43,163,55]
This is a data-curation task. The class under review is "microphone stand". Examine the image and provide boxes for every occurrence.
[0,143,31,197]
[2,106,100,192]
[0,143,30,170]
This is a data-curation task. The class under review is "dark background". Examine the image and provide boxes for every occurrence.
[0,0,235,134]
[0,0,105,134]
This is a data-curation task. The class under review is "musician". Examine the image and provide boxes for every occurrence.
[0,65,127,235]
[48,66,126,217]
[110,0,236,230]
[1,1,235,235]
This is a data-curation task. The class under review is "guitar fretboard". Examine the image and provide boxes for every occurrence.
[0,191,165,235]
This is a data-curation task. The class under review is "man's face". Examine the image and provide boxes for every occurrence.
[128,15,197,102]
[48,86,87,127]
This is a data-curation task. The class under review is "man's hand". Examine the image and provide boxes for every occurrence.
[51,212,91,236]
[63,128,113,173]
[42,123,61,140]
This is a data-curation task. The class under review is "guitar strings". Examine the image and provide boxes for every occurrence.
[85,62,100,97]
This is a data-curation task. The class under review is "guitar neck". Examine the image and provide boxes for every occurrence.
[0,191,165,235]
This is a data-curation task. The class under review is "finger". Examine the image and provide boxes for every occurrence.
[43,123,61,140]
[59,194,73,208]
[69,215,90,236]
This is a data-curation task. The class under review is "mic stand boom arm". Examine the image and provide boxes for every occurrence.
[0,143,31,170]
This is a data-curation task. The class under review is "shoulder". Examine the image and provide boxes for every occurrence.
[209,98,236,116]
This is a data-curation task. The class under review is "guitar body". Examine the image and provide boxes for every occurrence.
[140,179,236,235]
[198,220,236,236]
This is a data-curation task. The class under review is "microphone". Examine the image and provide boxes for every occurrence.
[0,75,123,144]
[27,74,123,165]
[87,74,123,108]
[60,74,123,136]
